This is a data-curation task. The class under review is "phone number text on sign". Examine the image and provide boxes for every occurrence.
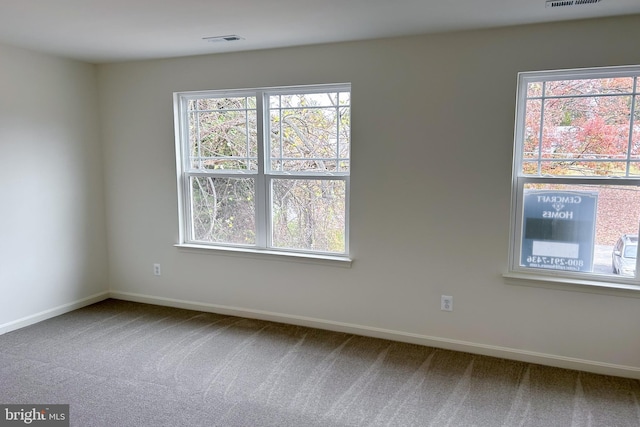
[525,256,585,270]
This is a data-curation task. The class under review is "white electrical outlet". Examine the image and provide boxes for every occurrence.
[153,263,161,276]
[441,295,453,311]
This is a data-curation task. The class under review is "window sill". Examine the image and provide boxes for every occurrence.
[503,271,640,298]
[174,243,352,268]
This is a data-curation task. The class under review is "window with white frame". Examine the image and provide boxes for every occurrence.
[509,66,640,287]
[173,84,351,258]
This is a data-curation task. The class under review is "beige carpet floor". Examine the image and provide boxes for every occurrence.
[1,299,638,426]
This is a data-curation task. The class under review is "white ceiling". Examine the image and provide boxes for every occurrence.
[0,0,639,64]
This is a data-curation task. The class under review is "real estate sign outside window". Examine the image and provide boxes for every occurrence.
[520,190,597,272]
[509,66,640,288]
[174,84,351,259]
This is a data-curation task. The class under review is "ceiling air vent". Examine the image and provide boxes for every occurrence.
[202,35,245,43]
[545,0,601,7]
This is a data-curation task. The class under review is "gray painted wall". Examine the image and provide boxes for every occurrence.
[0,43,108,326]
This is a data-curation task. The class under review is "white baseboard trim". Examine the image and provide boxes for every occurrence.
[0,292,110,336]
[109,290,640,380]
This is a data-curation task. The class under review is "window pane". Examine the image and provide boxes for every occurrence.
[339,106,350,172]
[268,91,350,173]
[527,82,543,98]
[279,93,338,108]
[271,179,346,253]
[339,92,351,105]
[541,96,631,158]
[522,161,538,175]
[527,95,632,176]
[190,177,255,245]
[193,97,251,110]
[188,97,257,171]
[523,99,541,161]
[520,183,640,276]
[271,108,339,172]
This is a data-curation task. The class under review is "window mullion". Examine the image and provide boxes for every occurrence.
[180,97,195,243]
[336,93,340,167]
[537,82,546,176]
[279,96,283,172]
[635,219,640,284]
[344,175,350,255]
[627,77,638,177]
[246,96,250,170]
[194,102,202,170]
[255,91,267,249]
[510,176,526,271]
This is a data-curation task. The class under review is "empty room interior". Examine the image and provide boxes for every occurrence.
[2,1,640,426]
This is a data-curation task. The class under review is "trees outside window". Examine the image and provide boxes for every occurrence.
[174,84,350,257]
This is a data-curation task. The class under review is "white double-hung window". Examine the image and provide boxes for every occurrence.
[173,84,351,260]
[508,66,640,288]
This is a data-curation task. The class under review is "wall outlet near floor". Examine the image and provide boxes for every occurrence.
[153,263,161,276]
[441,295,453,311]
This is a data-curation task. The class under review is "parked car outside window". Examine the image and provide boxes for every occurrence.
[612,234,638,277]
